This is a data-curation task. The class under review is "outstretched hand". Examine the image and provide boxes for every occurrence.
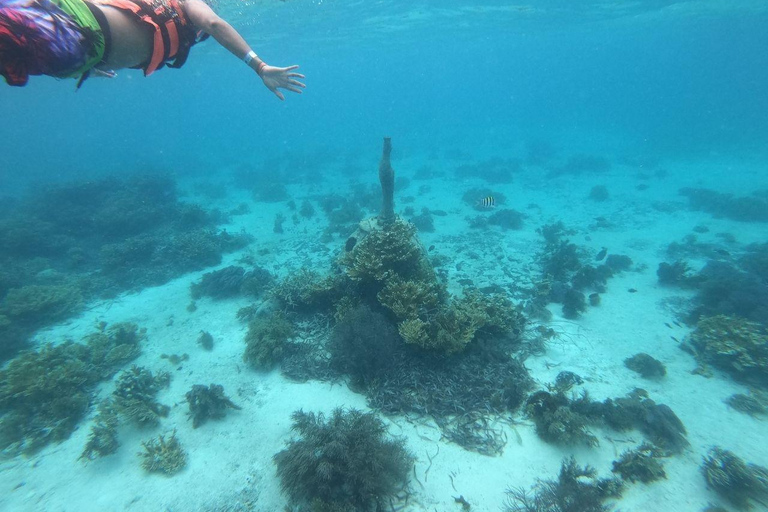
[259,64,305,101]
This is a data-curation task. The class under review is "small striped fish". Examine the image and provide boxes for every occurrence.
[478,196,495,208]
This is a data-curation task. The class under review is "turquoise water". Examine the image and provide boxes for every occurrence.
[2,1,768,510]
[2,0,767,190]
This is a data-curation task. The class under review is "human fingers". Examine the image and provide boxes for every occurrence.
[281,65,300,71]
[288,79,305,88]
[284,85,303,94]
[287,73,305,79]
[274,89,285,100]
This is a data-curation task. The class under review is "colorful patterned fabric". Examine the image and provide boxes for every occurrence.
[0,0,104,86]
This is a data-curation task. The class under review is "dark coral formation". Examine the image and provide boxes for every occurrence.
[190,265,274,300]
[612,443,667,483]
[724,393,768,417]
[701,447,768,510]
[624,353,666,379]
[680,187,768,223]
[273,408,413,511]
[185,384,241,428]
[526,390,598,447]
[243,312,295,369]
[504,457,623,512]
[533,225,634,319]
[526,387,688,454]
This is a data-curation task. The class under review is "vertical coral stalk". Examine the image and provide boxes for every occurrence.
[378,137,395,225]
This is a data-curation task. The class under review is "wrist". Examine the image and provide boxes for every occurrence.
[256,61,267,77]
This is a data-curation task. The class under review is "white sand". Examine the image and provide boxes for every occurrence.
[1,149,767,512]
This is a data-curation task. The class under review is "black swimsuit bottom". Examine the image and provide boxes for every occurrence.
[84,1,112,65]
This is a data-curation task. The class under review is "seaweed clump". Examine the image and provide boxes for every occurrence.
[687,315,768,388]
[185,384,241,428]
[273,408,413,511]
[139,430,187,475]
[701,447,768,510]
[504,457,623,512]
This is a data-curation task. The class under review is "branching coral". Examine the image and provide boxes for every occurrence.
[112,366,171,427]
[688,315,768,387]
[0,342,95,454]
[139,430,187,475]
[271,268,345,313]
[340,218,422,283]
[701,447,768,510]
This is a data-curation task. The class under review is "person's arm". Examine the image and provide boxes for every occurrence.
[183,0,305,100]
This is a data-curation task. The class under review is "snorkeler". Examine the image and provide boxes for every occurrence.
[0,0,305,99]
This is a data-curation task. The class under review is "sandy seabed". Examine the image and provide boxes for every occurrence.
[1,150,766,512]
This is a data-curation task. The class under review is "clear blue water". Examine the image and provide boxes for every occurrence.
[2,0,767,191]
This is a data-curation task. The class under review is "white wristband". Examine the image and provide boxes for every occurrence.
[243,50,257,65]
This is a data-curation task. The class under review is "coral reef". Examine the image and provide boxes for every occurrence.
[701,447,768,510]
[624,353,666,379]
[488,209,525,230]
[112,366,171,427]
[340,218,423,284]
[605,254,632,272]
[657,260,699,287]
[190,266,248,299]
[688,315,768,387]
[612,444,667,483]
[504,457,623,512]
[410,208,435,232]
[85,322,146,377]
[271,269,345,313]
[273,408,413,511]
[525,390,598,447]
[0,323,144,454]
[0,283,83,325]
[724,393,767,417]
[185,384,241,428]
[0,175,251,361]
[198,330,214,351]
[693,261,768,327]
[680,187,768,223]
[243,312,295,369]
[80,402,120,461]
[526,387,688,453]
[139,430,187,475]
